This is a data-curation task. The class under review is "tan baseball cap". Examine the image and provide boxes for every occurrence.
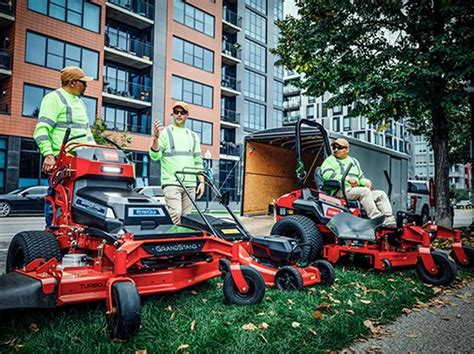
[172,101,189,112]
[60,66,93,82]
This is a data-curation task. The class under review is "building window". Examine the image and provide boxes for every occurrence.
[82,96,98,125]
[172,76,213,108]
[245,8,266,44]
[343,117,351,131]
[333,105,342,115]
[186,118,213,145]
[102,104,151,134]
[355,131,366,141]
[306,105,314,119]
[274,0,283,20]
[28,0,101,33]
[244,39,266,72]
[244,100,266,131]
[273,108,283,127]
[0,137,6,193]
[219,160,238,202]
[273,80,283,108]
[308,96,315,103]
[19,138,48,187]
[106,22,153,58]
[130,151,150,187]
[22,84,52,117]
[173,0,215,37]
[246,0,266,14]
[244,70,266,101]
[321,102,328,117]
[173,36,214,73]
[25,32,99,79]
[332,117,340,131]
[273,24,280,47]
[359,117,366,129]
[103,63,152,102]
[315,103,319,118]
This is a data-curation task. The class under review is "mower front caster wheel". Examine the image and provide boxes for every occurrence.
[275,266,303,290]
[106,281,141,341]
[416,251,457,286]
[449,246,474,271]
[223,266,265,305]
[313,260,335,286]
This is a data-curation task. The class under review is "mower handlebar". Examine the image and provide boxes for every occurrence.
[341,162,353,208]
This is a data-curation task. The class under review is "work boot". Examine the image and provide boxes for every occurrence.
[382,215,397,228]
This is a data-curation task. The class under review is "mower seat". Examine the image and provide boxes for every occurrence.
[327,212,385,242]
[250,236,301,265]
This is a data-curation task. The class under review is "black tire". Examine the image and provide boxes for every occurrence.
[270,215,323,264]
[450,246,474,271]
[313,259,335,286]
[6,231,62,273]
[382,259,392,272]
[223,266,265,305]
[106,281,141,340]
[275,266,304,291]
[420,206,430,225]
[0,201,11,217]
[415,251,457,286]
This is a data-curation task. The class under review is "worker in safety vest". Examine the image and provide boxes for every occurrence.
[149,101,205,224]
[320,138,396,227]
[33,66,96,226]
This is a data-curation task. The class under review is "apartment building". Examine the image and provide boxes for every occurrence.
[0,0,284,199]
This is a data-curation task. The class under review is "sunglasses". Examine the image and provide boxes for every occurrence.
[332,145,347,151]
[173,109,188,115]
[77,80,87,86]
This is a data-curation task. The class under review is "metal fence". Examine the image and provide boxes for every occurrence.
[103,76,152,102]
[105,30,152,59]
[108,0,154,19]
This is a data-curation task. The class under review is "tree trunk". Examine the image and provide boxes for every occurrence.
[431,102,452,228]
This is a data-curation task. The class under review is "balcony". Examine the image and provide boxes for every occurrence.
[220,142,241,159]
[283,115,301,125]
[222,7,241,33]
[221,41,241,65]
[0,0,14,29]
[221,108,240,127]
[385,128,394,136]
[106,0,154,30]
[103,76,152,109]
[283,84,301,96]
[105,31,152,69]
[221,75,241,96]
[283,98,301,110]
[0,49,12,79]
[0,102,9,114]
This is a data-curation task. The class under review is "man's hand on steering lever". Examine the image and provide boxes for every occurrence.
[42,155,56,173]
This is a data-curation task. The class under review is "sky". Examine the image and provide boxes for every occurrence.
[284,0,298,17]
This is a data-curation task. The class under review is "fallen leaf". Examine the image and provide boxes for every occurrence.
[291,321,300,328]
[440,316,450,321]
[223,321,231,326]
[202,299,208,303]
[328,294,341,304]
[268,310,277,316]
[369,345,382,351]
[176,344,189,351]
[242,323,257,332]
[258,322,269,330]
[346,310,355,315]
[433,287,443,295]
[135,350,147,354]
[257,312,266,316]
[170,312,176,321]
[309,328,317,336]
[354,293,361,298]
[360,299,371,305]
[287,299,295,306]
[190,320,196,331]
[405,333,418,338]
[363,320,379,334]
[387,278,397,282]
[165,305,172,311]
[317,302,331,311]
[15,344,25,350]
[29,323,39,332]
[189,290,198,295]
[402,308,412,315]
[259,334,268,343]
[312,311,324,319]
[347,299,353,307]
[216,283,223,288]
[456,314,461,318]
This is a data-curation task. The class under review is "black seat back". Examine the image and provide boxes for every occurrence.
[314,167,342,196]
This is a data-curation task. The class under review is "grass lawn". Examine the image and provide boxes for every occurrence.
[3,265,463,354]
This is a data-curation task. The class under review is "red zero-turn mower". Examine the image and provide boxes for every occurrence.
[271,119,473,286]
[0,129,333,340]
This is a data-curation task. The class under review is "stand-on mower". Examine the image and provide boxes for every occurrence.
[0,128,333,340]
[270,119,473,286]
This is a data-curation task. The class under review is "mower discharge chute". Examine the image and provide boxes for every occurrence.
[271,119,472,286]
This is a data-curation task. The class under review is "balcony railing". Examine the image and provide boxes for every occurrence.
[104,118,151,135]
[220,142,241,156]
[283,99,301,109]
[222,41,241,60]
[0,1,14,15]
[283,85,301,95]
[223,7,242,28]
[108,0,154,19]
[221,109,240,125]
[0,49,11,70]
[221,75,241,92]
[105,30,153,59]
[103,76,152,102]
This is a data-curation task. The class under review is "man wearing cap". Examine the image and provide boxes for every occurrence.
[149,101,205,224]
[33,66,96,226]
[320,138,396,227]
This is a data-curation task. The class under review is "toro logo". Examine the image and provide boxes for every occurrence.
[326,207,343,217]
[80,282,104,289]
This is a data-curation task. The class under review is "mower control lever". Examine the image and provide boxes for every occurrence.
[341,162,353,208]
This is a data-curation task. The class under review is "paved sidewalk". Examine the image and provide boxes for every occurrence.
[349,280,474,353]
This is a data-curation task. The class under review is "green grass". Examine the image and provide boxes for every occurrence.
[2,267,465,354]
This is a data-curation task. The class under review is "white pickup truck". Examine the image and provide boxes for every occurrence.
[407,180,433,225]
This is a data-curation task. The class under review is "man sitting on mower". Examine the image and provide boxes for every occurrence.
[320,138,397,228]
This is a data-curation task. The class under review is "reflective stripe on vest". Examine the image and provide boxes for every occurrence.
[38,116,56,128]
[164,126,197,156]
[55,90,73,124]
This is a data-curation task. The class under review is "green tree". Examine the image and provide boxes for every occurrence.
[91,117,131,148]
[273,0,473,227]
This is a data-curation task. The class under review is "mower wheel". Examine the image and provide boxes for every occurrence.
[275,266,304,291]
[106,281,141,341]
[313,260,335,286]
[450,246,474,271]
[382,259,392,271]
[270,215,323,264]
[6,231,62,273]
[416,251,457,286]
[223,266,265,306]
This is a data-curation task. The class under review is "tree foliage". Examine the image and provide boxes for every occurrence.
[91,117,131,148]
[273,0,473,226]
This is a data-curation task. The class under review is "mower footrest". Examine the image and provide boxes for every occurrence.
[0,272,57,310]
[327,213,384,242]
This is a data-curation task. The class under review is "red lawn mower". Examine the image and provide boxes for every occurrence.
[271,119,473,286]
[0,129,333,340]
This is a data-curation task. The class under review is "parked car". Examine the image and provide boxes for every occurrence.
[455,200,473,209]
[0,186,48,217]
[134,186,165,204]
[407,180,433,225]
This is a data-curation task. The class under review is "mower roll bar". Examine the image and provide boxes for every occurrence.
[384,170,392,201]
[295,119,332,188]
